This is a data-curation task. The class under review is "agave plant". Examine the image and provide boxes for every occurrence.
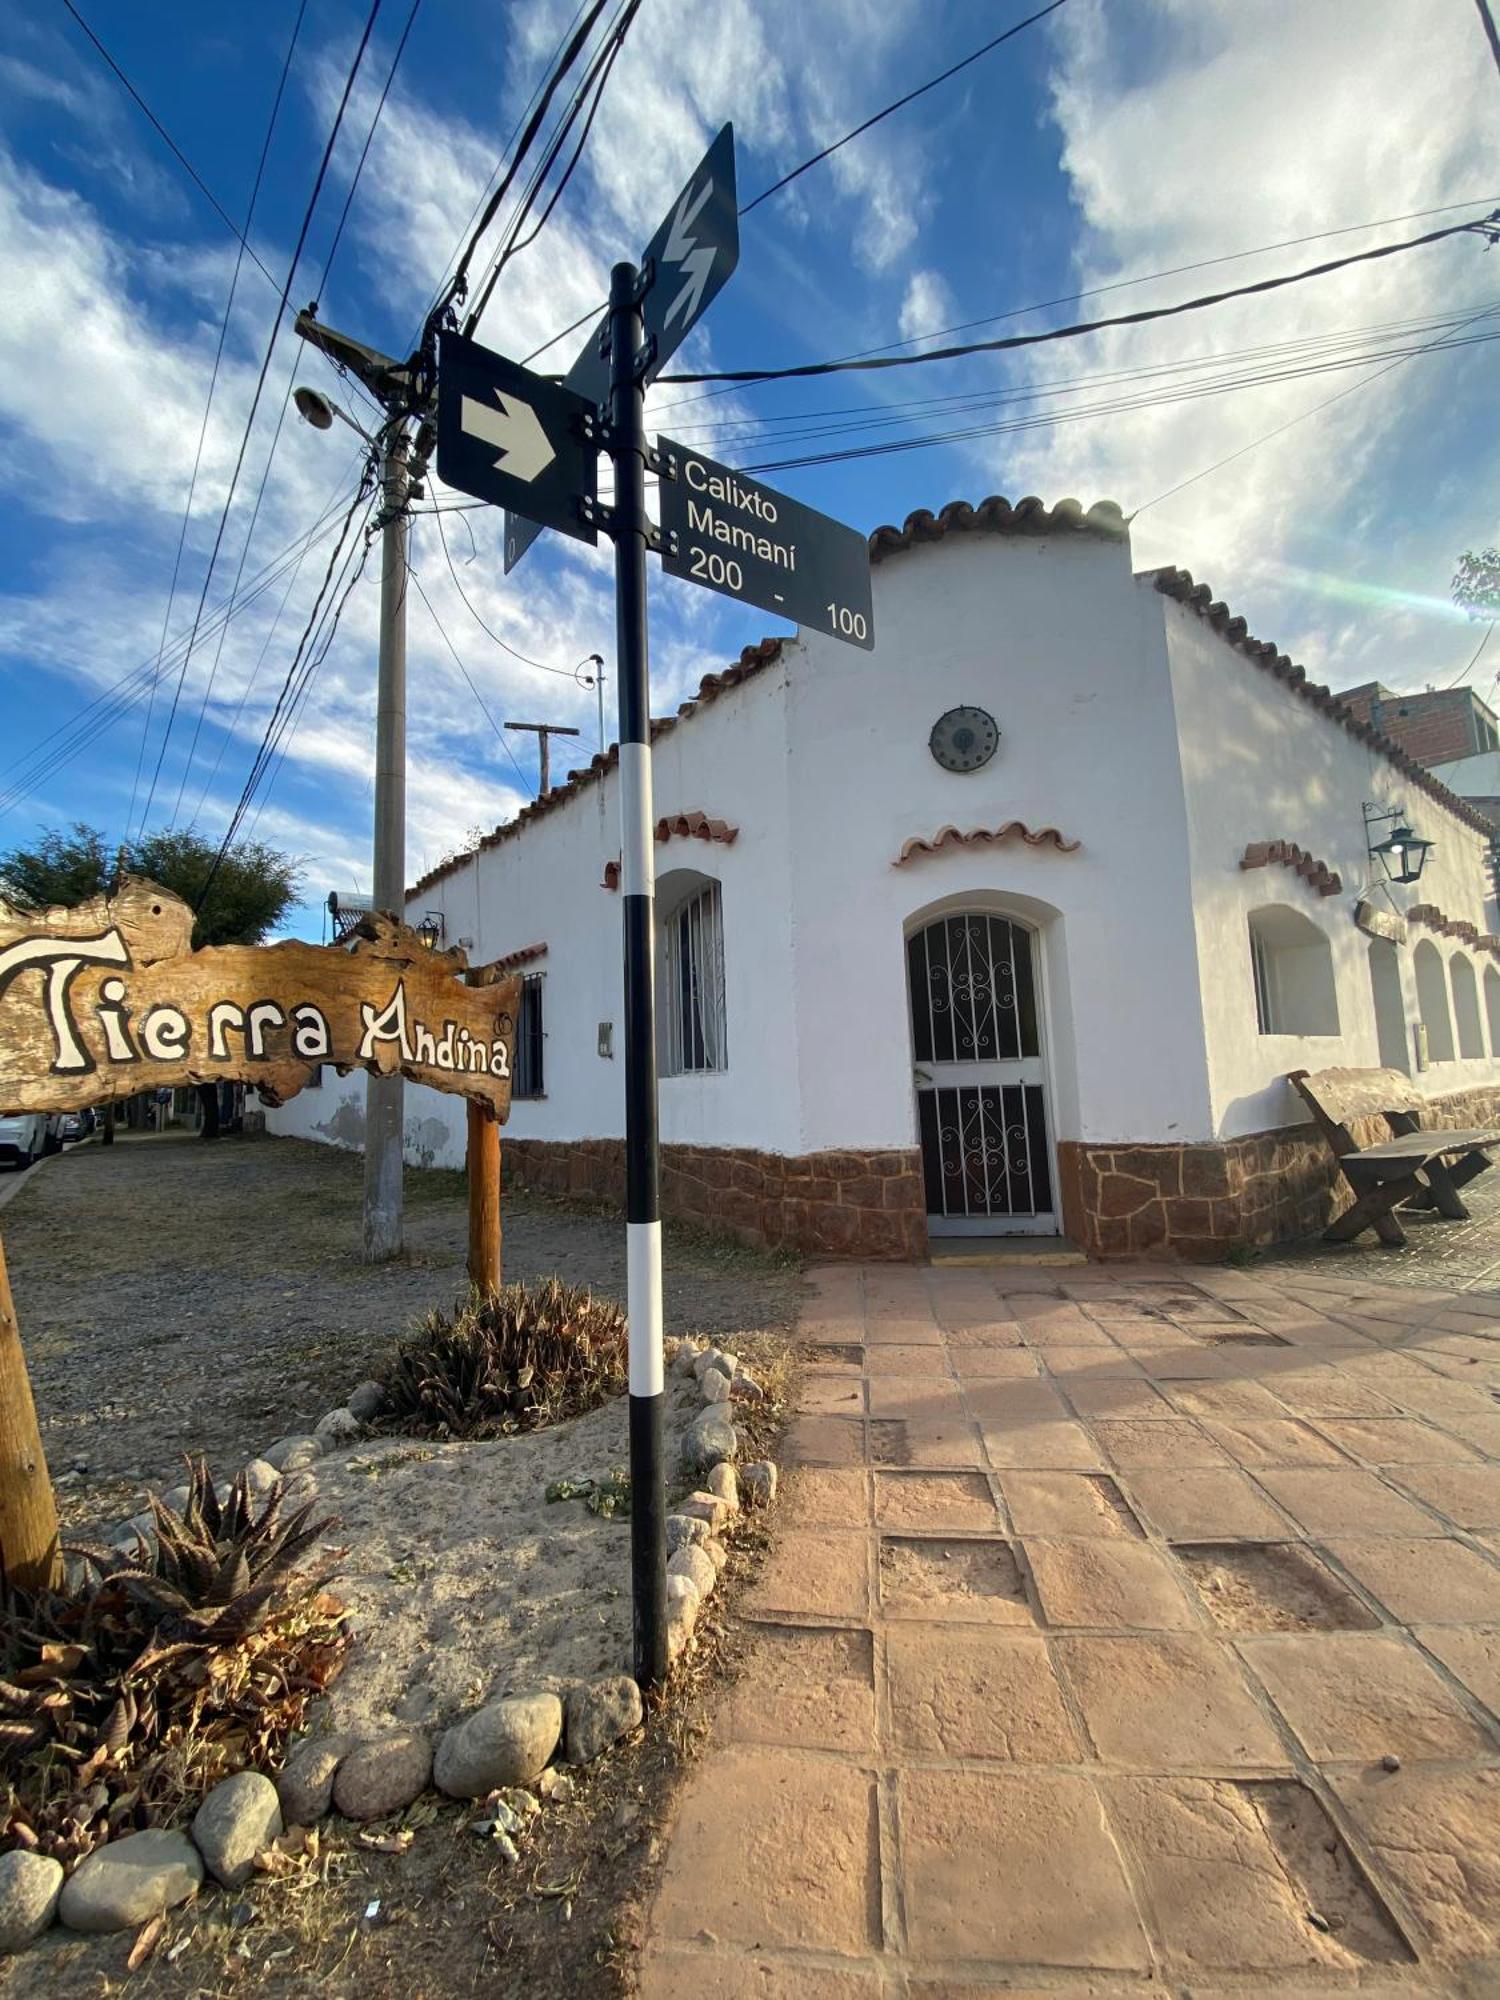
[382,1276,628,1439]
[0,1459,347,1864]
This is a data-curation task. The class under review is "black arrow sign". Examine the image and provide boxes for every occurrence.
[505,125,738,574]
[657,438,874,650]
[438,333,597,545]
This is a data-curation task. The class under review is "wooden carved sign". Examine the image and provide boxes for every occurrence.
[0,878,520,1120]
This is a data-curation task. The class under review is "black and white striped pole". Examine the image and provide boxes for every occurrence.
[607,257,668,1688]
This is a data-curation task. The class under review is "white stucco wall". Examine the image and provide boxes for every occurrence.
[269,652,799,1169]
[1163,588,1500,1139]
[782,528,1213,1155]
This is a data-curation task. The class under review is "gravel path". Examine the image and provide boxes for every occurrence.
[1,1130,802,1532]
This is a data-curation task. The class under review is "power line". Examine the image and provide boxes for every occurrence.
[435,0,613,322]
[1134,302,1500,516]
[431,508,596,675]
[134,0,310,837]
[463,0,642,335]
[653,192,1500,416]
[1476,0,1500,78]
[408,565,534,794]
[170,0,425,824]
[58,0,280,293]
[137,0,384,836]
[659,210,1500,384]
[739,0,1067,217]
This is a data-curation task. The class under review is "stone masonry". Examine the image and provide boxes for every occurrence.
[502,1138,928,1260]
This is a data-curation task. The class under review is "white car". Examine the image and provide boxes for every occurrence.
[0,1113,60,1170]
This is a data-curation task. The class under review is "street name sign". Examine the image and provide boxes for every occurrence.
[657,438,874,649]
[438,332,597,546]
[504,123,739,574]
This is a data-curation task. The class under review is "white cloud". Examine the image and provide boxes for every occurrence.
[998,0,1500,687]
[898,267,955,345]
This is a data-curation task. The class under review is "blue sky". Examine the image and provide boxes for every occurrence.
[1,0,1497,937]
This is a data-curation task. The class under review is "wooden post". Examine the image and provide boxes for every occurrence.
[467,1101,502,1297]
[0,1231,60,1594]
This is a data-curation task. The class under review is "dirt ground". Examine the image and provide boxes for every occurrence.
[1,1130,801,1531]
[0,1129,802,2000]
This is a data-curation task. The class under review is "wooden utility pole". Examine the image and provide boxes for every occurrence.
[0,1232,59,1594]
[466,1102,501,1296]
[504,721,580,799]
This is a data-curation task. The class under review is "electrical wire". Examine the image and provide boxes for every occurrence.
[170,0,425,825]
[195,476,378,907]
[408,565,534,794]
[739,0,1068,217]
[658,210,1500,383]
[461,0,641,335]
[1134,302,1500,516]
[130,0,310,838]
[431,509,597,675]
[0,493,361,818]
[137,0,383,837]
[58,0,280,292]
[434,0,613,322]
[652,192,1500,416]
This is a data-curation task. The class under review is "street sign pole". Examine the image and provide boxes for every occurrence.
[608,258,667,1689]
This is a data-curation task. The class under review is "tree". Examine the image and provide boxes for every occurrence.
[0,823,304,1136]
[1452,547,1500,619]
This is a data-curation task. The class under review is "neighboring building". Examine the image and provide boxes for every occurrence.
[1336,679,1500,768]
[271,496,1500,1260]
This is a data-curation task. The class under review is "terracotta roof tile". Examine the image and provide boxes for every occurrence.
[487,942,548,973]
[1152,568,1496,838]
[869,494,1127,564]
[601,812,739,892]
[1406,903,1500,954]
[894,822,1082,866]
[1240,840,1342,897]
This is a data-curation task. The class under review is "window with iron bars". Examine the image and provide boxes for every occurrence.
[660,881,727,1075]
[513,973,545,1098]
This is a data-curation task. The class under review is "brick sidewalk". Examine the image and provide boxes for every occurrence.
[640,1258,1500,1996]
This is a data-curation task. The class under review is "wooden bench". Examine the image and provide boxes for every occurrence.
[1288,1066,1500,1247]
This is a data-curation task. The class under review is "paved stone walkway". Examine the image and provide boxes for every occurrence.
[640,1257,1500,1996]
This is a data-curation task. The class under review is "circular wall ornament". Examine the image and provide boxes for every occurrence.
[929,705,1000,773]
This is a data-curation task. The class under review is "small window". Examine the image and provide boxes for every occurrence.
[1246,906,1340,1037]
[513,973,545,1098]
[661,880,727,1075]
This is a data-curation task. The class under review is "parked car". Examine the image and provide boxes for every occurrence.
[0,1113,61,1170]
[56,1112,87,1144]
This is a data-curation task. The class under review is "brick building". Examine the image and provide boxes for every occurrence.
[1336,680,1500,768]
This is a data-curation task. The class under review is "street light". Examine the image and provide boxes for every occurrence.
[293,384,374,443]
[1363,802,1435,885]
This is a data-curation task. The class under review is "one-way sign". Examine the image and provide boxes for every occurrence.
[657,439,874,650]
[438,332,597,547]
[505,125,738,574]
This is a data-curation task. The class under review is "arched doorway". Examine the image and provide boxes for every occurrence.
[906,909,1056,1234]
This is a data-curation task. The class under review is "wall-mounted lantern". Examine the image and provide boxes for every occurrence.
[1363,802,1434,886]
[417,911,444,950]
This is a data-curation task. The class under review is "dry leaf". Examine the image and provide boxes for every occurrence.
[127,1913,165,1970]
[357,1828,414,1855]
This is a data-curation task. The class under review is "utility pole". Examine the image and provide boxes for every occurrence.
[607,258,667,1690]
[293,310,433,1263]
[504,719,580,798]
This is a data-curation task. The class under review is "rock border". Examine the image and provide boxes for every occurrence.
[10,1337,779,1953]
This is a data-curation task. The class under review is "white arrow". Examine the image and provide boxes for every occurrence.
[460,389,555,483]
[663,174,715,332]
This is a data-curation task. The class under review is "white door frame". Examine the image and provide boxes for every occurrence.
[906,906,1060,1236]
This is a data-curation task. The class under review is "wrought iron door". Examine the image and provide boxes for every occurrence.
[907,913,1055,1234]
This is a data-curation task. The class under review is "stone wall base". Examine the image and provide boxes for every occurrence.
[1057,1081,1500,1261]
[502,1138,928,1260]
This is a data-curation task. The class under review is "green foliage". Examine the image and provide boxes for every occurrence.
[1,1460,346,1864]
[383,1277,628,1440]
[0,820,302,946]
[545,1468,631,1516]
[1452,547,1500,618]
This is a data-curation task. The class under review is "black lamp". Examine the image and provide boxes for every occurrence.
[1364,802,1434,885]
[417,911,443,950]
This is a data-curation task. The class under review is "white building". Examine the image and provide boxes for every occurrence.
[271,495,1500,1259]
